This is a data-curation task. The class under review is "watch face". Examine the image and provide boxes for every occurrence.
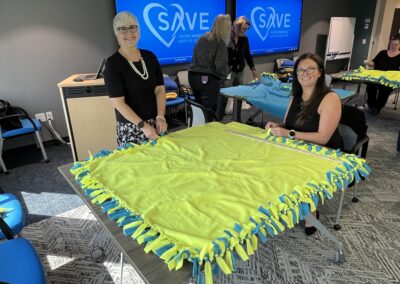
[289,130,295,137]
[138,121,145,129]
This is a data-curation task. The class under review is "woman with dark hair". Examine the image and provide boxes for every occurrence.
[364,34,400,114]
[265,53,343,235]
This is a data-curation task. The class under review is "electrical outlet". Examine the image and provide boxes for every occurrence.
[35,113,46,122]
[46,111,53,121]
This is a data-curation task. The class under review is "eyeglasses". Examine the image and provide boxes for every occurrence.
[117,25,138,34]
[296,67,317,75]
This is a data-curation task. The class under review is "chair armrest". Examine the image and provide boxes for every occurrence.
[184,99,217,121]
[0,113,25,121]
[351,136,369,158]
[0,216,15,240]
[10,106,39,131]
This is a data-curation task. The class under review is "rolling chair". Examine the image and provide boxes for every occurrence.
[0,217,46,284]
[185,99,217,127]
[0,106,49,174]
[333,104,369,230]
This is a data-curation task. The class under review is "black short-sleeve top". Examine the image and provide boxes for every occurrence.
[103,49,164,123]
[372,50,400,71]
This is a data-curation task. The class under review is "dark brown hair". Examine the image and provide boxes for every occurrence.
[292,53,331,126]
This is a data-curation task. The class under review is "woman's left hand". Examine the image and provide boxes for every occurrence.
[252,70,259,80]
[270,127,289,137]
[156,116,168,134]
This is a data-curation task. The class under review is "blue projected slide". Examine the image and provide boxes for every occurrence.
[115,0,226,65]
[236,0,302,55]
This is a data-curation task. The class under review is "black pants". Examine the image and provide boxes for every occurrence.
[367,84,393,113]
[188,72,227,121]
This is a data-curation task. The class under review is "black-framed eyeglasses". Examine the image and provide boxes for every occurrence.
[296,67,317,75]
[117,25,138,34]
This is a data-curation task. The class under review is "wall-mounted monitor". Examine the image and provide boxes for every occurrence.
[235,0,303,55]
[115,0,226,65]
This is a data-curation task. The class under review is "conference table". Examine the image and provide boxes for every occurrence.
[58,165,193,284]
[59,122,371,284]
[220,74,357,122]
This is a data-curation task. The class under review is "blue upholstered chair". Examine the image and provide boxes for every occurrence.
[0,106,49,174]
[0,193,45,283]
[0,193,24,239]
[0,217,46,284]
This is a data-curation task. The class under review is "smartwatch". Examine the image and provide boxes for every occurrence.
[137,120,145,129]
[288,129,296,139]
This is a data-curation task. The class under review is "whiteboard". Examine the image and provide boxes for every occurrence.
[327,17,356,55]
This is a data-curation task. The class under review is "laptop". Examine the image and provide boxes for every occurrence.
[74,58,108,82]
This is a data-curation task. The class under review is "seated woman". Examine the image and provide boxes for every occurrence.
[364,34,400,114]
[265,53,343,235]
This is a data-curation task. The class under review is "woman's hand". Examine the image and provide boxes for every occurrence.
[156,116,168,134]
[142,123,159,140]
[265,121,281,129]
[252,69,259,80]
[270,127,290,137]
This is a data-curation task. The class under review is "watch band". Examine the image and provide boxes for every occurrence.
[137,120,145,129]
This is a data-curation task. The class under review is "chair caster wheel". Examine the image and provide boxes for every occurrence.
[44,159,50,163]
[91,246,105,262]
[333,224,341,231]
[352,196,359,203]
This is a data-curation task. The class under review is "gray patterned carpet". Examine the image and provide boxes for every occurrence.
[17,94,400,284]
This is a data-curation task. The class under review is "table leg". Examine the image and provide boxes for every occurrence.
[120,251,124,284]
[304,213,345,263]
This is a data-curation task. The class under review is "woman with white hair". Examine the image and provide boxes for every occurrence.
[103,11,167,146]
[188,14,231,121]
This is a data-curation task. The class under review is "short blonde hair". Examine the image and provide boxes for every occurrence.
[207,14,231,42]
[232,16,251,37]
[113,11,139,36]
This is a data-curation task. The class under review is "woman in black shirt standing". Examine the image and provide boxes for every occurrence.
[228,16,258,86]
[365,34,400,114]
[104,11,167,146]
[265,53,343,235]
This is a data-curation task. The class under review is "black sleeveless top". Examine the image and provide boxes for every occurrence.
[285,96,343,149]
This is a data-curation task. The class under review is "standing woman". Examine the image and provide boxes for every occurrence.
[228,16,258,86]
[365,34,400,114]
[265,53,343,235]
[188,14,231,121]
[104,11,167,146]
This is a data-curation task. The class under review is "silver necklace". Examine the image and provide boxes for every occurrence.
[128,58,149,80]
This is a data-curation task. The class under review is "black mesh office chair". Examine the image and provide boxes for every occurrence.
[334,104,369,230]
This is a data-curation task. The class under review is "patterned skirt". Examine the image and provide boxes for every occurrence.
[116,118,156,146]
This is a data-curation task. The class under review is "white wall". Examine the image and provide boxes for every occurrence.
[371,0,400,57]
[0,0,117,148]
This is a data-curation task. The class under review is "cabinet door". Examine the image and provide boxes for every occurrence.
[67,96,117,160]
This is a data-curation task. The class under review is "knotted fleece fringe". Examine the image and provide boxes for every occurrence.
[338,66,400,89]
[70,130,371,284]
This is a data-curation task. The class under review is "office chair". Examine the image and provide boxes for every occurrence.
[185,99,217,127]
[334,104,369,230]
[0,193,24,239]
[0,106,49,174]
[0,217,46,284]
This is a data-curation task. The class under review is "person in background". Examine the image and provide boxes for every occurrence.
[103,11,167,146]
[225,16,258,114]
[265,53,343,235]
[228,16,258,85]
[364,34,400,114]
[188,14,231,121]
